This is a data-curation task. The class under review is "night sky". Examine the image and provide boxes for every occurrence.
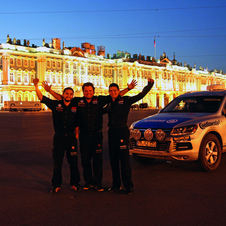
[1,0,226,72]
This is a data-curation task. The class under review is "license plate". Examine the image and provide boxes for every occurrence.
[136,140,157,147]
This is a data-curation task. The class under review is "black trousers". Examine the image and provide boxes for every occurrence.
[108,127,133,189]
[52,133,80,188]
[79,131,103,186]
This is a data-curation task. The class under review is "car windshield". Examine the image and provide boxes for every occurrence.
[161,96,223,113]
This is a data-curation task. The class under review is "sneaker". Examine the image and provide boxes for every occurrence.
[94,185,104,192]
[71,185,81,191]
[83,183,94,190]
[126,188,133,195]
[50,187,61,194]
[108,186,122,192]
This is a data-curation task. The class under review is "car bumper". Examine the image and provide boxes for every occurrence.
[130,136,200,161]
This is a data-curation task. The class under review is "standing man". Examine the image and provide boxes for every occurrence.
[33,78,80,194]
[107,78,154,194]
[42,80,137,191]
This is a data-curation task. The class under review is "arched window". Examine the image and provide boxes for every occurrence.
[30,75,34,84]
[118,77,122,88]
[73,75,77,85]
[46,74,51,83]
[30,60,35,68]
[96,77,100,87]
[52,74,56,84]
[18,94,22,101]
[65,75,68,84]
[10,72,14,82]
[17,74,22,83]
[10,58,14,65]
[24,74,29,83]
[58,75,61,84]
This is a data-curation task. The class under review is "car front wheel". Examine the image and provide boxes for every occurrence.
[194,134,221,171]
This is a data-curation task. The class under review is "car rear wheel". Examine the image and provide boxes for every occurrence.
[194,134,221,171]
[132,153,155,164]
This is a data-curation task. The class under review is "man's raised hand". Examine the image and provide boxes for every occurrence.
[42,81,52,92]
[127,79,138,90]
[33,78,39,86]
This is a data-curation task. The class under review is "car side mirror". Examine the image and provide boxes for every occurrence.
[222,108,226,116]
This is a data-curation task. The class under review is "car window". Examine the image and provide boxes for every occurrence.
[162,96,223,113]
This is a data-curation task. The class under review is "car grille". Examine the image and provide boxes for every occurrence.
[130,139,171,152]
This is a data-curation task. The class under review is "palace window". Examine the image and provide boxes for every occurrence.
[30,74,34,83]
[105,78,108,87]
[52,74,56,84]
[52,61,56,68]
[73,75,77,85]
[81,76,84,84]
[25,95,29,101]
[18,94,22,101]
[46,74,51,83]
[10,73,14,82]
[96,77,100,86]
[17,59,22,66]
[73,63,77,69]
[10,58,14,65]
[24,74,28,83]
[58,75,61,84]
[24,60,28,67]
[30,60,35,68]
[66,63,69,68]
[47,61,50,67]
[118,77,122,87]
[57,62,61,68]
[65,75,68,84]
[17,74,22,83]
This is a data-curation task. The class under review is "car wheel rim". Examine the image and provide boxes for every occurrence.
[205,141,218,165]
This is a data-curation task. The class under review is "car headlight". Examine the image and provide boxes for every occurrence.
[130,121,137,130]
[130,129,141,140]
[144,129,153,141]
[170,125,198,135]
[155,129,166,141]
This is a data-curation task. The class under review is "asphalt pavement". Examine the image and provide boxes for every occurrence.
[1,109,226,226]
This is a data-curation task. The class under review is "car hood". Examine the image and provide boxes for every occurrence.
[133,112,218,129]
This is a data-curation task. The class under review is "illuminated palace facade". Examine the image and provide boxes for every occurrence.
[0,36,226,109]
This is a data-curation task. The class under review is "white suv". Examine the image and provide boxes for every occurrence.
[129,85,226,171]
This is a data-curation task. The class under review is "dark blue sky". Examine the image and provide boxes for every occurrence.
[1,0,226,72]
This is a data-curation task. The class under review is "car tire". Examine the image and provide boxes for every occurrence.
[194,134,221,171]
[132,153,155,164]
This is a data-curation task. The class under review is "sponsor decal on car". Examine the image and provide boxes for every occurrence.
[199,120,221,129]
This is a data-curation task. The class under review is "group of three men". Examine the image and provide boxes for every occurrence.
[33,77,154,195]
